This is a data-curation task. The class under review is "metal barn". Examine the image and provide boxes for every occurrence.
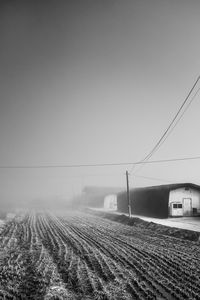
[117,183,200,218]
[80,186,122,209]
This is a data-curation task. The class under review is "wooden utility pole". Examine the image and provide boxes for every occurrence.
[126,170,131,218]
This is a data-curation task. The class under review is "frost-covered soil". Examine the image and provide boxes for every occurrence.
[0,211,200,299]
[139,215,200,232]
[0,220,4,231]
[89,209,200,241]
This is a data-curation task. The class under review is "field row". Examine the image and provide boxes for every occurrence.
[0,211,199,299]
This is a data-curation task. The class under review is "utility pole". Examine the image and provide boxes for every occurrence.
[126,170,131,218]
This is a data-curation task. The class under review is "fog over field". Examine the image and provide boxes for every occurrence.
[0,0,200,210]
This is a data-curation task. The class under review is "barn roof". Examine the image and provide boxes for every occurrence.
[118,182,200,195]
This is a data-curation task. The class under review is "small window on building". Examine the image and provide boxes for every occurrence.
[173,204,178,209]
[177,204,182,209]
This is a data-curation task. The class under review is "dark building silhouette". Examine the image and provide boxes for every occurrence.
[117,183,200,218]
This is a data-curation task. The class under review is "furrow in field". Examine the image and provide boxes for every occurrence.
[58,212,200,299]
[55,214,173,299]
[1,210,199,300]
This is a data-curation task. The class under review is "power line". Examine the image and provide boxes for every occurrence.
[130,75,200,174]
[132,82,200,175]
[140,75,200,162]
[146,86,200,157]
[1,155,200,169]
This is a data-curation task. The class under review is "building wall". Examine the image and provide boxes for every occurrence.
[118,184,200,218]
[117,188,169,218]
[104,194,117,210]
[169,187,200,216]
[86,195,105,208]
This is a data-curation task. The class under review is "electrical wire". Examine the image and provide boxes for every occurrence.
[132,84,200,175]
[129,75,200,174]
[145,86,200,159]
[1,155,200,168]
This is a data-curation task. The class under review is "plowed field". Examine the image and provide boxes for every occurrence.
[0,211,199,299]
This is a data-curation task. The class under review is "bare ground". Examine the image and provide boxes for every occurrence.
[0,210,200,299]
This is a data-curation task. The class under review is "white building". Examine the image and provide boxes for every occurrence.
[169,185,200,217]
[104,194,117,210]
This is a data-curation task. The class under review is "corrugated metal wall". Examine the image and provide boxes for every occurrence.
[117,187,170,218]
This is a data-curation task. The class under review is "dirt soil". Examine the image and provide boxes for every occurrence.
[1,210,200,299]
[87,209,200,242]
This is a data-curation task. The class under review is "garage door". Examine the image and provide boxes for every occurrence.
[182,198,192,216]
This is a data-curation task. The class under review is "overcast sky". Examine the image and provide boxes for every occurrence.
[0,0,200,202]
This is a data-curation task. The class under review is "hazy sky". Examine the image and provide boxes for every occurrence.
[1,0,200,202]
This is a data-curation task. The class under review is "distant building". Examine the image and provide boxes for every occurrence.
[104,194,117,210]
[80,186,123,210]
[117,183,200,218]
